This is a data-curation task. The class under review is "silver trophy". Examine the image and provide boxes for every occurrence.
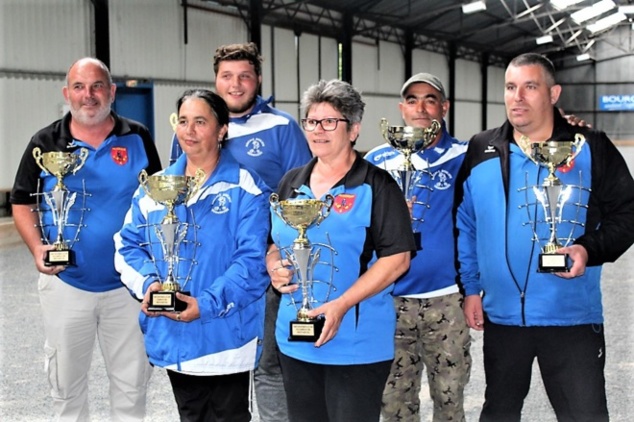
[139,169,205,311]
[270,193,336,342]
[380,117,441,250]
[32,147,90,266]
[528,134,586,272]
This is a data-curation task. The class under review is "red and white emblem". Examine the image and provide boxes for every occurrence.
[333,193,355,214]
[111,147,128,165]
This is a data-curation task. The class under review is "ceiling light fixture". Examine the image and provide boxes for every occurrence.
[536,34,554,45]
[587,12,627,33]
[550,0,584,11]
[571,0,615,24]
[576,53,592,61]
[619,6,634,14]
[462,1,487,14]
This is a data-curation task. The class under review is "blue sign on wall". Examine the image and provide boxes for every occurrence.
[599,95,634,111]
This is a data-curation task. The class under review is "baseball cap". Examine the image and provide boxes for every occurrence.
[400,73,446,98]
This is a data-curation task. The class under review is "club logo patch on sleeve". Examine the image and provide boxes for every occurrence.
[333,193,355,214]
[111,147,128,165]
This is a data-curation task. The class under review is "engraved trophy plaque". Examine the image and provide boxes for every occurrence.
[270,193,335,342]
[380,117,441,250]
[32,147,89,266]
[139,169,205,311]
[529,134,586,272]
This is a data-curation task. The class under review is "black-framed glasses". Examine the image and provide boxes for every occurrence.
[301,118,350,132]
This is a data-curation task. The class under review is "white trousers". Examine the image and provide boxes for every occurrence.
[38,274,153,422]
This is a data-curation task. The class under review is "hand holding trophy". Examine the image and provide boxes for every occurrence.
[270,193,334,341]
[527,134,586,272]
[139,169,205,311]
[380,117,441,250]
[32,147,89,266]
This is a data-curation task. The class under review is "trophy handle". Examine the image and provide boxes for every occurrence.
[186,168,206,202]
[72,148,89,174]
[380,118,389,143]
[169,112,179,131]
[568,133,586,164]
[316,194,335,225]
[32,147,47,174]
[425,120,442,143]
[138,170,149,195]
[269,193,285,222]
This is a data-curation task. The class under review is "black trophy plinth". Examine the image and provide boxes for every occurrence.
[148,291,191,312]
[45,248,75,267]
[538,253,569,273]
[413,231,422,251]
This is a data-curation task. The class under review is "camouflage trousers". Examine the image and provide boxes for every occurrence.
[381,293,472,422]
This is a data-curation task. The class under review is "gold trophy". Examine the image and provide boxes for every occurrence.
[139,169,205,311]
[380,117,441,250]
[528,134,586,272]
[33,147,89,266]
[270,193,335,342]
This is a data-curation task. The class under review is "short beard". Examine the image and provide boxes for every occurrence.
[70,102,112,126]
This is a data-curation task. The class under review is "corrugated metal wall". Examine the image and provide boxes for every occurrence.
[558,56,634,142]
[1,0,93,73]
[1,0,632,191]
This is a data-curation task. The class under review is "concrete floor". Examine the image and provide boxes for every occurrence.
[1,147,633,422]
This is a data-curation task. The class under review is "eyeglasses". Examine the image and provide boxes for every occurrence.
[301,118,350,132]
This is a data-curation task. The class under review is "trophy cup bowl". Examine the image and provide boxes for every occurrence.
[33,147,89,191]
[139,169,205,311]
[532,140,574,181]
[530,135,586,273]
[380,117,441,171]
[32,147,89,266]
[269,193,334,246]
[270,193,334,341]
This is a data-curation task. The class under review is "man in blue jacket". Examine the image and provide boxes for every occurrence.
[455,53,634,421]
[170,42,312,422]
[365,73,471,422]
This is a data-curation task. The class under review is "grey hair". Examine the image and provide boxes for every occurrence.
[301,79,365,125]
[508,53,557,87]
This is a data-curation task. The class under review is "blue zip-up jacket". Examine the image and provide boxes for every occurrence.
[114,152,270,374]
[365,125,467,296]
[170,95,312,190]
[455,109,634,326]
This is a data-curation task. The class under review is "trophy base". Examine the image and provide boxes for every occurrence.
[44,249,75,267]
[147,291,191,312]
[413,231,422,251]
[289,318,325,342]
[538,253,569,273]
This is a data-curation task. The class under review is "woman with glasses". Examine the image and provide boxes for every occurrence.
[266,79,416,422]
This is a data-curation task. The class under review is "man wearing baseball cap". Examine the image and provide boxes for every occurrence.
[365,72,472,422]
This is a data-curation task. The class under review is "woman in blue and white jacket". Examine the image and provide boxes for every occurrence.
[114,89,270,421]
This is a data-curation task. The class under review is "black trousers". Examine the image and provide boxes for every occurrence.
[279,352,392,422]
[167,370,251,422]
[480,321,608,422]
